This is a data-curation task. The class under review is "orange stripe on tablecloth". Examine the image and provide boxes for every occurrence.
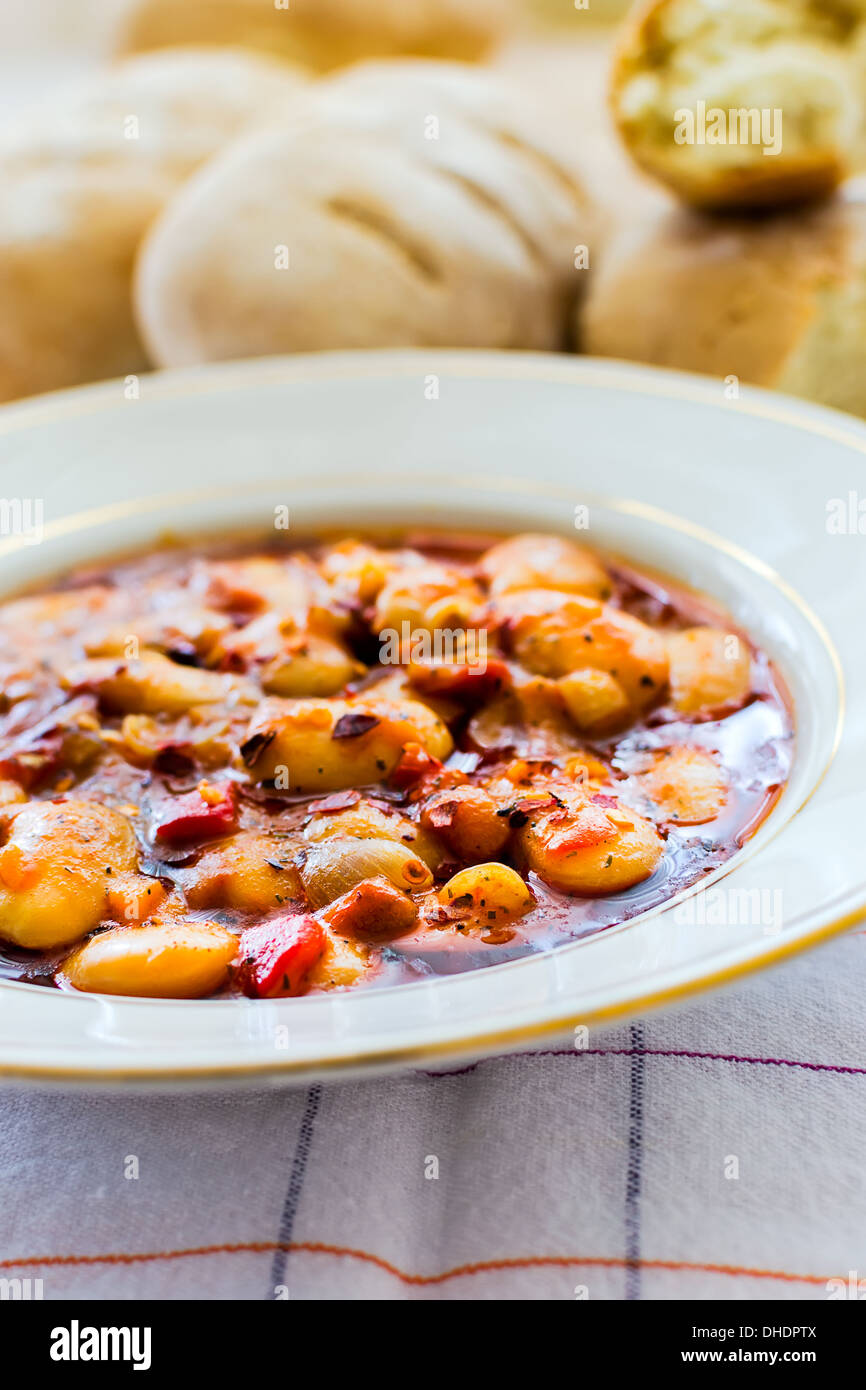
[0,1243,835,1288]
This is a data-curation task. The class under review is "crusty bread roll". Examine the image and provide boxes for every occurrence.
[580,178,866,418]
[610,0,862,208]
[0,48,307,402]
[313,60,590,278]
[134,60,593,364]
[117,0,513,69]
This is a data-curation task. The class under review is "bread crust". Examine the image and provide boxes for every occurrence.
[580,179,866,418]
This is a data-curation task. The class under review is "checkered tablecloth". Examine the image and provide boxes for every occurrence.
[2,926,864,1302]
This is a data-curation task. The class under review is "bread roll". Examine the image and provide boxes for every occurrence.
[314,60,589,278]
[117,0,513,69]
[0,48,307,402]
[134,61,592,364]
[610,0,862,208]
[581,178,866,418]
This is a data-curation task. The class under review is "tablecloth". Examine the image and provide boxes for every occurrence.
[1,925,864,1302]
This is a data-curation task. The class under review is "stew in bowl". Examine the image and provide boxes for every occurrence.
[0,528,792,1001]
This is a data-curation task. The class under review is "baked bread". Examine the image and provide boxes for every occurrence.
[580,177,866,418]
[610,0,862,208]
[134,60,593,365]
[116,0,513,69]
[0,48,307,402]
[314,60,590,278]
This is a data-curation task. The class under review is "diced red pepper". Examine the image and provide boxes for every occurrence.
[154,782,237,845]
[389,742,443,789]
[237,913,326,998]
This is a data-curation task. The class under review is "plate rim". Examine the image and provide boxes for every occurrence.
[4,347,866,455]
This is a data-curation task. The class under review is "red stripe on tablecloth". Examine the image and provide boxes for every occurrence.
[0,1244,837,1288]
[418,1049,866,1079]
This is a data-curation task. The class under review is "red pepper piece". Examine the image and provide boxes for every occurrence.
[154,783,237,845]
[237,913,326,998]
[389,742,443,789]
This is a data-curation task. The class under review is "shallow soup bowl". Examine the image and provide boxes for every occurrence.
[0,350,860,1086]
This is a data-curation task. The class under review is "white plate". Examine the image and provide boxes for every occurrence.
[0,350,861,1086]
